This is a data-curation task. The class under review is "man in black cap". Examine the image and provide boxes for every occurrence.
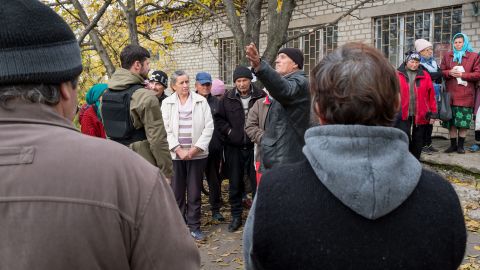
[245,44,310,172]
[0,0,200,269]
[215,66,265,232]
[149,70,169,103]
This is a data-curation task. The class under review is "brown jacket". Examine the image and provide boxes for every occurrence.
[441,51,480,107]
[245,96,271,163]
[0,102,200,270]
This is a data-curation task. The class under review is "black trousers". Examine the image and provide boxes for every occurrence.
[423,124,433,146]
[205,150,222,213]
[171,158,207,231]
[224,145,256,218]
[396,116,428,160]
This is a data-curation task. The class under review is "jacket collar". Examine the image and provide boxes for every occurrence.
[397,63,426,79]
[283,69,305,78]
[0,101,77,132]
[164,91,204,104]
[226,85,264,100]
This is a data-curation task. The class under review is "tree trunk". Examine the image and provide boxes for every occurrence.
[243,0,263,64]
[263,0,296,65]
[223,0,246,64]
[71,0,115,77]
[125,0,139,45]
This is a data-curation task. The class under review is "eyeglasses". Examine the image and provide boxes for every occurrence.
[202,83,212,86]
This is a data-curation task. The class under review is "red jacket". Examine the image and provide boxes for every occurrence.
[79,105,106,138]
[440,51,480,107]
[397,65,437,125]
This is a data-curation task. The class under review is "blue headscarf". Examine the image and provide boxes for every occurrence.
[85,83,108,120]
[452,33,473,64]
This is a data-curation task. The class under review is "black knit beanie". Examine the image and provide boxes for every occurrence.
[0,0,83,85]
[150,70,168,88]
[278,48,304,69]
[233,66,253,82]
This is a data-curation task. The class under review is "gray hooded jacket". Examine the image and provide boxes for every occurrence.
[244,125,423,269]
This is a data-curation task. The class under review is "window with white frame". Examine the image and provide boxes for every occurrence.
[375,6,462,67]
[286,25,338,75]
[219,38,242,85]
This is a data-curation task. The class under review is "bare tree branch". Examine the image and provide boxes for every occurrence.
[283,0,375,45]
[44,0,70,7]
[55,0,84,24]
[71,0,116,76]
[77,0,113,44]
[189,0,230,27]
[138,31,168,49]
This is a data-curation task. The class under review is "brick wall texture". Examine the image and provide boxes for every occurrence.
[161,0,478,138]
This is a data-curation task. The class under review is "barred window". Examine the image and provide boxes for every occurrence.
[219,38,241,85]
[286,25,338,75]
[375,6,462,67]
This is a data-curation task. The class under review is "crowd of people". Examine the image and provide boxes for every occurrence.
[0,0,474,269]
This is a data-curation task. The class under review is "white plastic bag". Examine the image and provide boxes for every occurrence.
[476,106,480,131]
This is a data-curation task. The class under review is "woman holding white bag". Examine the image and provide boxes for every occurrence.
[440,33,480,154]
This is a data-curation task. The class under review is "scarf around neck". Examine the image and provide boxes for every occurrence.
[420,57,438,73]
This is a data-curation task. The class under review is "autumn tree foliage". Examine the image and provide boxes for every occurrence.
[43,0,376,100]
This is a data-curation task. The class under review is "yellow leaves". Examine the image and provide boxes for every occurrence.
[460,260,480,270]
[276,0,283,12]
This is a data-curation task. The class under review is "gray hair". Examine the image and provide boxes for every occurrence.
[0,78,78,109]
[170,70,189,87]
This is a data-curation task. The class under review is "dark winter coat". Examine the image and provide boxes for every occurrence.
[244,125,466,270]
[215,86,265,148]
[397,64,437,125]
[441,51,480,107]
[253,60,310,171]
[205,93,224,154]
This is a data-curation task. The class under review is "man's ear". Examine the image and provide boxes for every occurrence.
[314,102,328,125]
[59,81,73,101]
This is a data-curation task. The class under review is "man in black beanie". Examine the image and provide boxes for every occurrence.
[215,65,265,232]
[149,70,169,103]
[245,44,310,172]
[0,1,200,269]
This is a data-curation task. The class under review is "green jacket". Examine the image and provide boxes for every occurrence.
[108,68,173,178]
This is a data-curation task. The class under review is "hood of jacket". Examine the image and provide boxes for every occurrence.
[302,125,422,220]
[108,68,145,91]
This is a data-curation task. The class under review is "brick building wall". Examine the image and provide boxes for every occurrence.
[163,0,477,138]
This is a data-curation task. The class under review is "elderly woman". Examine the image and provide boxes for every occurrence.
[415,39,443,154]
[161,70,213,241]
[79,83,108,138]
[243,43,466,269]
[395,51,437,160]
[440,33,480,154]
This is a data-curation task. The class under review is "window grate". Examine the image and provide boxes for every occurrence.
[286,25,338,76]
[375,6,462,67]
[219,38,242,85]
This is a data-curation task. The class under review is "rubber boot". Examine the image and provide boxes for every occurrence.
[444,138,457,153]
[457,137,466,154]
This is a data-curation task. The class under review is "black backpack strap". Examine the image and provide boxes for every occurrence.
[102,84,147,145]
